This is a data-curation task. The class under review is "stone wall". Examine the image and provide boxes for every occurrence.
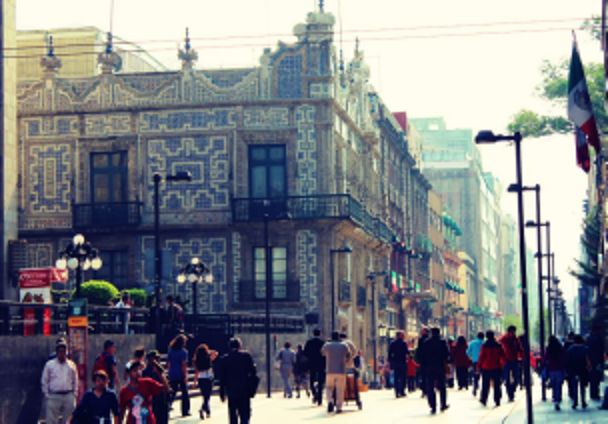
[0,334,155,424]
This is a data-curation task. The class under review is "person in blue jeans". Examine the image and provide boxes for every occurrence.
[544,336,567,411]
[167,334,190,417]
[276,342,296,398]
[467,332,484,396]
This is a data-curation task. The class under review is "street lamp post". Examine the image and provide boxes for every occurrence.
[153,171,192,349]
[522,184,546,402]
[329,245,352,332]
[549,253,556,336]
[176,257,213,315]
[476,130,534,424]
[56,234,103,298]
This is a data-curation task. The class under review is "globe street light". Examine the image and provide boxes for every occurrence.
[476,130,534,424]
[176,257,213,315]
[55,234,103,298]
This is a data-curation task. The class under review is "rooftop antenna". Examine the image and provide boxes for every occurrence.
[338,0,344,78]
[109,0,115,35]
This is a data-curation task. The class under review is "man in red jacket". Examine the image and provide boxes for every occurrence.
[499,325,523,402]
[478,330,505,407]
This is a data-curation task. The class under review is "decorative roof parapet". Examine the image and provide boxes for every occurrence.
[178,28,198,70]
[40,35,61,78]
[98,32,122,74]
[293,2,335,44]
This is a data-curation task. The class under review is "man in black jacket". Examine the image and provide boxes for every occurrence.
[304,328,326,405]
[420,327,450,414]
[388,331,409,398]
[219,337,257,424]
[415,327,429,397]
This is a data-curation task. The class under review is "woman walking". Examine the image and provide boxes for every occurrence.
[453,336,471,390]
[167,334,190,417]
[276,342,296,398]
[544,336,567,410]
[294,344,309,398]
[193,343,218,420]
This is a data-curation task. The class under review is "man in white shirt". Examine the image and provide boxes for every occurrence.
[41,340,78,424]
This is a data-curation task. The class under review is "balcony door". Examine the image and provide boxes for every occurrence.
[90,151,128,225]
[248,145,286,219]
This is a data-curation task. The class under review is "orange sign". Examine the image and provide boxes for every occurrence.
[68,316,88,327]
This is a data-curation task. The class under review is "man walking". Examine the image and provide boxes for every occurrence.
[586,326,604,400]
[478,330,505,407]
[41,339,78,424]
[93,339,120,390]
[499,325,523,402]
[416,327,429,397]
[218,337,257,424]
[304,328,326,405]
[419,328,450,414]
[322,331,350,414]
[388,331,409,398]
[467,332,484,396]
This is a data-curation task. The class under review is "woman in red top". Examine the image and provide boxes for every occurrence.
[477,330,505,407]
[452,336,472,390]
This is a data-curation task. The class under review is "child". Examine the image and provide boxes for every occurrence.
[407,356,420,392]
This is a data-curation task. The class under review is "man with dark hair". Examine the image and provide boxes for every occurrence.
[219,337,257,424]
[478,330,505,407]
[93,339,119,390]
[419,328,450,414]
[499,325,523,402]
[69,370,119,424]
[467,332,484,396]
[322,332,350,414]
[304,328,326,405]
[41,340,78,424]
[388,331,409,398]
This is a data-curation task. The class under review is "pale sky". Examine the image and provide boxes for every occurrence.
[16,0,602,317]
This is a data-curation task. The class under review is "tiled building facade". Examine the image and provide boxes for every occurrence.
[14,6,433,357]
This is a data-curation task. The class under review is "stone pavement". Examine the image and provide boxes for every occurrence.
[169,379,608,423]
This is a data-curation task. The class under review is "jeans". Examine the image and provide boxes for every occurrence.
[198,377,212,415]
[309,368,325,404]
[480,369,502,406]
[589,366,603,399]
[392,363,406,396]
[471,363,480,393]
[280,368,292,397]
[503,360,519,400]
[456,367,469,389]
[569,373,588,406]
[425,372,447,411]
[169,379,190,416]
[407,376,417,392]
[548,370,564,403]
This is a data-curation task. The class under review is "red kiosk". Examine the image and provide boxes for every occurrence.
[18,267,68,335]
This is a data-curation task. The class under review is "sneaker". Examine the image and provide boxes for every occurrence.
[199,409,205,420]
[328,402,334,413]
[440,404,450,412]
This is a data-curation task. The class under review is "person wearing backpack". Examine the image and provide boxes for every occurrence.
[93,339,119,390]
[118,361,169,424]
[193,343,218,420]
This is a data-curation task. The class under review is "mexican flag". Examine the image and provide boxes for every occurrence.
[568,36,601,170]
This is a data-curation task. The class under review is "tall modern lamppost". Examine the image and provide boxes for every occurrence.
[56,234,103,298]
[522,184,547,402]
[329,245,352,332]
[475,130,534,424]
[176,257,213,315]
[153,171,192,349]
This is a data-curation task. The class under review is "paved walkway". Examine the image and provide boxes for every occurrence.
[169,378,607,423]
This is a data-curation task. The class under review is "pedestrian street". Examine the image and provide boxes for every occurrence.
[169,378,608,424]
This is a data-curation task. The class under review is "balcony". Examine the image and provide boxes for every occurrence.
[237,280,300,303]
[232,194,396,243]
[73,202,142,229]
[338,280,352,304]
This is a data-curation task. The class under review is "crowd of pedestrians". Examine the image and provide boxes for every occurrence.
[38,314,606,423]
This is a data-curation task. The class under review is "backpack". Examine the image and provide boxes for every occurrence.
[92,352,109,375]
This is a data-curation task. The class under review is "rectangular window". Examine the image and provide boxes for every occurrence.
[87,250,128,289]
[90,151,128,203]
[248,145,286,199]
[253,246,287,299]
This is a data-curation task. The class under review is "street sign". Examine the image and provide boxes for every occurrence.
[68,298,88,401]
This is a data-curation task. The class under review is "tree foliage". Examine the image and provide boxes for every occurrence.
[502,314,522,332]
[73,280,119,305]
[507,18,607,137]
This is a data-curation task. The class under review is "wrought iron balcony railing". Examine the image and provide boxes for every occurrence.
[237,279,300,303]
[73,202,142,229]
[232,194,396,243]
